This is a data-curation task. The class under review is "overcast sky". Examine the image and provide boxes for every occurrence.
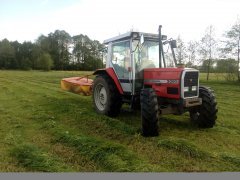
[0,0,239,43]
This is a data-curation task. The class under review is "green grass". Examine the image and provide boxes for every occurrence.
[10,143,73,172]
[157,137,210,158]
[0,70,240,172]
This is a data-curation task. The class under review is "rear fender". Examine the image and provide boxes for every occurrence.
[93,68,124,94]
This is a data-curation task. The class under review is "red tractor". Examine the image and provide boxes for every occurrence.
[91,25,218,136]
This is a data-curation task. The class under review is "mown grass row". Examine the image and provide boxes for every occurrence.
[158,138,210,159]
[8,114,163,172]
[10,143,73,172]
[51,127,164,172]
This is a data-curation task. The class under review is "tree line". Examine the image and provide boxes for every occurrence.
[0,30,105,71]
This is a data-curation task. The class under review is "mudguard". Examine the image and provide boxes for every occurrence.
[93,68,124,94]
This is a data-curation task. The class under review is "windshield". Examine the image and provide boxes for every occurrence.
[133,39,176,72]
[133,40,159,71]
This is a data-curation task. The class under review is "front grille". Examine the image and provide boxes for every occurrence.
[184,71,198,98]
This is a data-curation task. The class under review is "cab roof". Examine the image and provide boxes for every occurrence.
[103,32,159,44]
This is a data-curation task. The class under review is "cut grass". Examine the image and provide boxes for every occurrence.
[1,70,240,172]
[53,130,158,172]
[157,138,210,159]
[10,143,73,172]
[220,153,240,167]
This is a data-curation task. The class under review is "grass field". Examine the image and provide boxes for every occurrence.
[0,70,240,172]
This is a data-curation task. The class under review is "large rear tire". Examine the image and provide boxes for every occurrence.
[140,88,159,137]
[189,86,218,128]
[92,75,122,117]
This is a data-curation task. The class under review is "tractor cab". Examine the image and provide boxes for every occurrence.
[103,30,177,96]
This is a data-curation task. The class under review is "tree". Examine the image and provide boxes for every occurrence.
[10,41,22,69]
[48,30,71,70]
[175,36,187,65]
[186,41,199,68]
[0,39,15,69]
[38,53,53,71]
[221,19,240,81]
[199,25,217,80]
[31,44,41,69]
[72,34,104,70]
[36,31,72,70]
[19,41,34,70]
[72,34,87,70]
[36,35,50,53]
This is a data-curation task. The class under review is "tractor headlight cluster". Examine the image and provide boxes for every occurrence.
[184,87,189,92]
[184,86,197,92]
[192,86,197,91]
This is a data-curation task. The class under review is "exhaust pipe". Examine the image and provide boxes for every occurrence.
[158,25,166,68]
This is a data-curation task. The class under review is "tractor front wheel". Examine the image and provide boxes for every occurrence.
[189,86,218,128]
[92,75,122,117]
[140,88,159,137]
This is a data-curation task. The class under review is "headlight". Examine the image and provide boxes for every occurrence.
[192,86,197,91]
[184,87,189,92]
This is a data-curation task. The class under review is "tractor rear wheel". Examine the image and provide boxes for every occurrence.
[189,86,218,128]
[93,75,122,117]
[140,88,159,137]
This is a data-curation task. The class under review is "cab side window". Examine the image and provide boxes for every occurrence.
[111,41,130,79]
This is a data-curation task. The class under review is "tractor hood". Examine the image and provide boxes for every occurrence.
[144,68,184,82]
[143,68,199,99]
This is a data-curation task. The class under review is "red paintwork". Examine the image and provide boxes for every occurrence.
[144,68,184,99]
[94,67,184,98]
[93,68,124,94]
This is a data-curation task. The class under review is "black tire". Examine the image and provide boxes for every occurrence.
[140,88,159,137]
[92,75,122,117]
[189,86,218,128]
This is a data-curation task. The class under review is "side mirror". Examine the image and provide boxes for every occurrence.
[170,40,177,48]
[140,34,144,44]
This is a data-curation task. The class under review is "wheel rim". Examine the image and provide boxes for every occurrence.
[94,83,107,111]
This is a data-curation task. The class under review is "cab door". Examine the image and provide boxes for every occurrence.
[110,40,132,93]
